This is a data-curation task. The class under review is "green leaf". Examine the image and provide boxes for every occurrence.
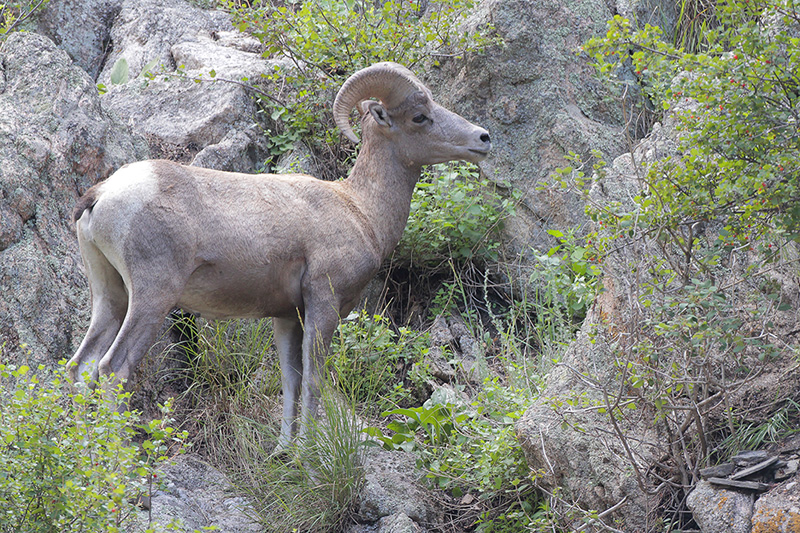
[110,57,129,85]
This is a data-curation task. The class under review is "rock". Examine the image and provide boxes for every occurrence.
[687,480,754,533]
[707,477,769,492]
[98,0,271,173]
[513,105,687,530]
[730,456,779,481]
[37,0,124,79]
[376,512,426,533]
[127,454,263,533]
[775,460,799,481]
[751,480,800,533]
[274,140,321,177]
[0,31,147,365]
[427,0,635,255]
[97,0,231,85]
[358,448,442,526]
[700,463,736,479]
[732,450,771,466]
[615,0,678,35]
[516,334,661,530]
[0,203,23,251]
[425,347,456,383]
[430,315,455,347]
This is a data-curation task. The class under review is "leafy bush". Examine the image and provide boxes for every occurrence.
[367,380,538,529]
[224,0,496,163]
[0,0,49,40]
[331,311,429,415]
[536,1,800,527]
[0,362,187,533]
[528,227,602,325]
[394,163,515,269]
[583,0,800,244]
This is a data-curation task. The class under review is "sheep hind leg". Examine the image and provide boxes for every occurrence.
[273,316,304,454]
[67,241,129,386]
[96,290,178,391]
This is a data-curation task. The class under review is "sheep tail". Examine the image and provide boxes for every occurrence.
[72,186,100,223]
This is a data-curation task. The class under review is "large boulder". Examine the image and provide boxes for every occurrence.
[427,0,635,254]
[37,0,124,79]
[0,32,147,365]
[98,0,271,173]
[129,454,264,533]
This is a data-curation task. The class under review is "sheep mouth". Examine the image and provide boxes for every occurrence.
[468,149,489,156]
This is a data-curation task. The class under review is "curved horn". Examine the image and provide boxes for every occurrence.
[333,62,428,143]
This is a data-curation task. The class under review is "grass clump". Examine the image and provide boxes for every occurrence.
[172,317,368,532]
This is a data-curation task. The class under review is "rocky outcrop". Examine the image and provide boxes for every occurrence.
[514,110,681,530]
[427,0,636,255]
[37,0,124,79]
[129,454,263,533]
[688,442,800,532]
[515,78,800,530]
[98,0,271,173]
[356,448,442,528]
[686,480,754,533]
[0,31,147,364]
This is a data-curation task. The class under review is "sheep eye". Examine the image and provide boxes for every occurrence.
[412,114,427,124]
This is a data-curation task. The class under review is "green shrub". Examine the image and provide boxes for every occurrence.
[528,227,602,325]
[583,0,800,244]
[394,163,515,269]
[224,0,497,162]
[0,362,188,533]
[533,2,800,526]
[331,311,429,415]
[367,379,538,528]
[0,1,49,39]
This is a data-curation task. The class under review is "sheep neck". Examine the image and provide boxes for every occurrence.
[343,136,420,260]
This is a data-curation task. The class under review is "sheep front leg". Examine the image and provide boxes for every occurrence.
[273,317,304,452]
[298,307,340,444]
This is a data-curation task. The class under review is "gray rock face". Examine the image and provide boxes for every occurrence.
[515,73,800,531]
[752,479,800,533]
[686,480,754,533]
[0,32,146,364]
[97,0,231,85]
[98,0,270,173]
[129,454,263,533]
[427,0,634,254]
[358,448,441,527]
[37,0,124,79]
[514,120,676,529]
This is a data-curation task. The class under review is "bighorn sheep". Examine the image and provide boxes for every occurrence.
[68,62,491,448]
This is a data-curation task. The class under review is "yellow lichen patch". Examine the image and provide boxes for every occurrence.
[752,509,800,533]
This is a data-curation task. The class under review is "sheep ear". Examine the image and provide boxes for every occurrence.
[365,100,392,128]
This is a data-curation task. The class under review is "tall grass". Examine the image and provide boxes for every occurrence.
[170,316,371,531]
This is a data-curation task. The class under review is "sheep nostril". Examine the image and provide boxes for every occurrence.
[480,133,491,144]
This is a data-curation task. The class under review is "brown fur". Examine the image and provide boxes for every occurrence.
[72,184,101,223]
[67,63,492,451]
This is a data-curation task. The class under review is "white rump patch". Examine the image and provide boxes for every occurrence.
[99,161,159,204]
[84,161,160,245]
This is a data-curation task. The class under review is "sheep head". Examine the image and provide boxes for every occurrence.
[333,62,491,167]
